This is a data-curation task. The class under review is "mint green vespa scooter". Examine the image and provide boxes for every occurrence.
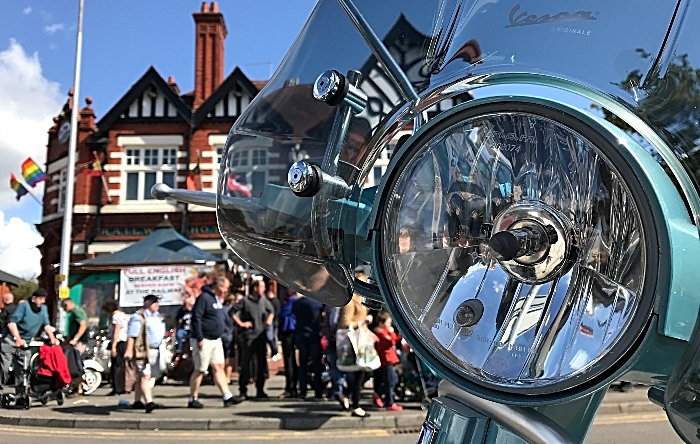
[154,1,700,442]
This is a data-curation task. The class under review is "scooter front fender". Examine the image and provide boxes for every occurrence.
[82,360,104,373]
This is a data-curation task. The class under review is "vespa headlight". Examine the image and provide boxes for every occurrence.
[376,100,657,396]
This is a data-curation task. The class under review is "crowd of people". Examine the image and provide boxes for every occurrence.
[97,271,405,416]
[272,279,407,416]
[0,271,407,416]
[96,273,253,412]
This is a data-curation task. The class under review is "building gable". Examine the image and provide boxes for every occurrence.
[193,67,260,127]
[94,67,192,135]
[357,14,471,125]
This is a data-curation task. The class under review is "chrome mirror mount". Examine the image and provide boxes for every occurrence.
[151,183,216,208]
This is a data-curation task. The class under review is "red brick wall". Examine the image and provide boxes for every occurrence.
[43,97,98,217]
[190,121,232,189]
[193,2,227,108]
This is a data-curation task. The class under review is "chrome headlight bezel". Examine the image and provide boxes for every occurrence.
[371,96,664,404]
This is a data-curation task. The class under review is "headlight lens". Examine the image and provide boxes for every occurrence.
[380,105,651,394]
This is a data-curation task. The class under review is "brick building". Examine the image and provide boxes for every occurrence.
[37,3,262,308]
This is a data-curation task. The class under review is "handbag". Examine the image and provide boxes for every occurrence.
[124,361,137,392]
[336,326,381,373]
[158,341,168,373]
[63,343,84,378]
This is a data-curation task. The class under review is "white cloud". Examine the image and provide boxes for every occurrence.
[0,39,63,208]
[0,210,43,280]
[43,23,65,34]
[23,7,32,15]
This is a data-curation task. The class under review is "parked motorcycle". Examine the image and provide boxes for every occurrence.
[81,328,110,395]
[155,1,700,442]
[81,328,180,393]
[159,329,192,384]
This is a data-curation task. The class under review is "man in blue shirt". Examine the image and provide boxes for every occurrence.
[0,288,59,406]
[124,294,165,413]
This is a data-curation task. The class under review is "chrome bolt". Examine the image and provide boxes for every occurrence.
[288,160,318,195]
[312,69,367,114]
[313,70,342,103]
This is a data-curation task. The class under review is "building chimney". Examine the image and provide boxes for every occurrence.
[167,75,180,95]
[193,2,227,108]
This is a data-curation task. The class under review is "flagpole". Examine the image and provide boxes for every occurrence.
[58,0,84,325]
[26,188,43,206]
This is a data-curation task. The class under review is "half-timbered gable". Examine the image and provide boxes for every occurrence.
[193,67,259,125]
[85,67,191,213]
[193,68,260,192]
[96,66,191,127]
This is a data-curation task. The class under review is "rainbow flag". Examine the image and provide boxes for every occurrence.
[9,173,28,201]
[21,158,47,187]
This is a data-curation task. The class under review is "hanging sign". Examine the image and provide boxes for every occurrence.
[119,265,208,307]
[58,287,70,299]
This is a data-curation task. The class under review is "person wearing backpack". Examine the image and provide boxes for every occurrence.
[123,294,165,413]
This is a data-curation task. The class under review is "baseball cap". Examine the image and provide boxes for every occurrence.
[143,294,160,303]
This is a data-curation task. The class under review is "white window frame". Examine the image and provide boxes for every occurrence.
[122,147,178,202]
[209,145,226,192]
[57,169,68,211]
[207,135,230,193]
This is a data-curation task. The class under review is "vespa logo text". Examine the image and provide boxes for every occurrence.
[506,4,597,28]
[488,130,536,144]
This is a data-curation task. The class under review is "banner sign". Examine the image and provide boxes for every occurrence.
[119,265,206,307]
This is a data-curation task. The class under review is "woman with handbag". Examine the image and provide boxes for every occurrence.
[336,293,373,418]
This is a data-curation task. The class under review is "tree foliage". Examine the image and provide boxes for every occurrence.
[12,279,38,302]
[598,50,700,175]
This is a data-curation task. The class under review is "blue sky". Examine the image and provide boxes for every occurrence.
[0,0,317,278]
[0,0,317,116]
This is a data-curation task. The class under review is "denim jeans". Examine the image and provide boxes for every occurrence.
[325,340,346,396]
[381,364,398,407]
[175,328,189,353]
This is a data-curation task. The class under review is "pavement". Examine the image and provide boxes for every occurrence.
[0,376,663,431]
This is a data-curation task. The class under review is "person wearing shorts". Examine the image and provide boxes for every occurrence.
[191,337,224,373]
[124,294,165,413]
[188,276,243,408]
[135,348,161,379]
